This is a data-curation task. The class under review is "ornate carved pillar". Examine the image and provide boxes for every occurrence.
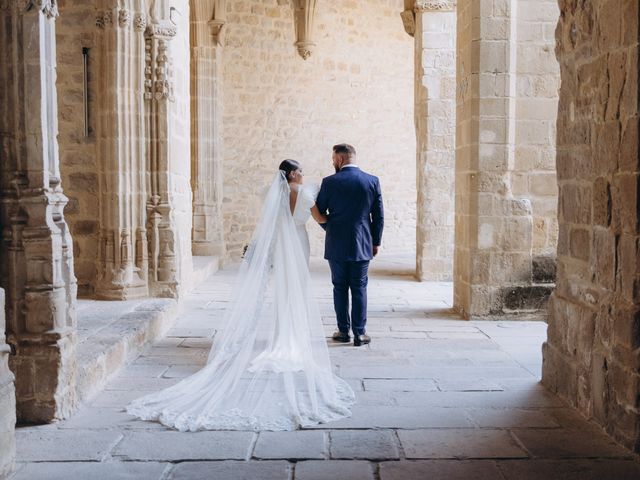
[0,0,78,422]
[0,289,15,480]
[190,0,226,257]
[293,0,317,59]
[403,0,456,282]
[94,0,149,300]
[145,15,193,297]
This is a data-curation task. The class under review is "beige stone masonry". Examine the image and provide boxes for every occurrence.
[543,0,640,453]
[0,0,78,422]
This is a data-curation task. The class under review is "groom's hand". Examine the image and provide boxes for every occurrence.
[373,245,379,257]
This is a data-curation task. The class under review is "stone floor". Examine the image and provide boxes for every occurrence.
[10,257,640,479]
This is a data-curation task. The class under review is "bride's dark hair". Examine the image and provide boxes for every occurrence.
[278,159,300,181]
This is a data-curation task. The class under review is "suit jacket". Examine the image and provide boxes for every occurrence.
[316,166,384,261]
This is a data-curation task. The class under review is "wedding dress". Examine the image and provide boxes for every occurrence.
[127,171,355,431]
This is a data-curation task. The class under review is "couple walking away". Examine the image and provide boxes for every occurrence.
[127,143,384,431]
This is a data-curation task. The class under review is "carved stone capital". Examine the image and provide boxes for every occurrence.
[414,0,456,12]
[118,8,131,28]
[145,22,177,39]
[24,0,58,18]
[134,13,147,32]
[208,18,225,46]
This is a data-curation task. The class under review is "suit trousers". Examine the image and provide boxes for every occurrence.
[328,260,370,336]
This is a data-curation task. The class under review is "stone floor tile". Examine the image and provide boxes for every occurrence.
[306,406,472,429]
[116,364,169,378]
[294,460,375,480]
[435,378,504,392]
[90,389,155,407]
[511,429,634,459]
[379,460,503,480]
[363,379,438,392]
[169,461,291,480]
[497,459,640,480]
[253,430,326,459]
[329,430,399,460]
[162,365,202,378]
[468,408,560,428]
[392,388,564,409]
[11,461,168,480]
[15,429,122,462]
[398,429,528,459]
[112,431,254,461]
[56,407,165,430]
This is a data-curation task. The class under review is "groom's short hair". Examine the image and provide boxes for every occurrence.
[333,143,356,158]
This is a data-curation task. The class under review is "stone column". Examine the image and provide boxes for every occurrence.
[94,1,149,300]
[145,7,193,298]
[0,0,78,422]
[404,0,456,281]
[190,0,226,257]
[454,0,544,318]
[543,0,640,452]
[0,290,15,480]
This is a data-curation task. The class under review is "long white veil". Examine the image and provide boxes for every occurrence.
[127,171,354,431]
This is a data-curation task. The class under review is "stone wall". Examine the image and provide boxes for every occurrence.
[221,0,416,258]
[0,289,16,480]
[56,0,99,296]
[543,0,640,452]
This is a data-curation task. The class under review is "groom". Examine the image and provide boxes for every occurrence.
[316,144,384,347]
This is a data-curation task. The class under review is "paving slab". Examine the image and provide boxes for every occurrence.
[379,460,504,480]
[329,430,399,460]
[253,430,326,459]
[511,429,634,459]
[497,459,640,480]
[112,431,254,461]
[169,461,291,480]
[15,429,122,462]
[11,462,168,480]
[294,460,375,480]
[398,429,528,459]
[468,408,560,428]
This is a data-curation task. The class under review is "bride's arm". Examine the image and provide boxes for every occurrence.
[310,204,327,224]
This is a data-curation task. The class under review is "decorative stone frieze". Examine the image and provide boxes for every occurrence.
[293,0,317,59]
[25,0,58,18]
[94,0,149,300]
[415,0,456,12]
[191,0,226,257]
[0,0,77,422]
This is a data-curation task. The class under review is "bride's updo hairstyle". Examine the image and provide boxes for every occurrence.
[279,159,301,182]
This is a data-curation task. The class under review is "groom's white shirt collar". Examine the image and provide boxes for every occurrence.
[340,164,359,170]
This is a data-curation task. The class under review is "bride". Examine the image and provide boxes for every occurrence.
[127,159,355,431]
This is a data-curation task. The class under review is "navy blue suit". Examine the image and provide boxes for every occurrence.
[316,166,384,336]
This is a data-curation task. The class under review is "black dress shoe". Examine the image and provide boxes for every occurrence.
[332,330,351,343]
[353,334,371,347]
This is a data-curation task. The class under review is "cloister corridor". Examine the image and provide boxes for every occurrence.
[9,256,640,479]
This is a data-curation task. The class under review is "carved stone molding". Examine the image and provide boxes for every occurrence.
[134,13,147,31]
[293,0,317,60]
[415,0,457,12]
[145,20,177,101]
[400,10,415,37]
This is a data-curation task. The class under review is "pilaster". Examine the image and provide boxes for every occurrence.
[190,0,226,257]
[145,14,193,297]
[0,0,78,422]
[94,0,149,300]
[0,290,15,480]
[406,0,456,281]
